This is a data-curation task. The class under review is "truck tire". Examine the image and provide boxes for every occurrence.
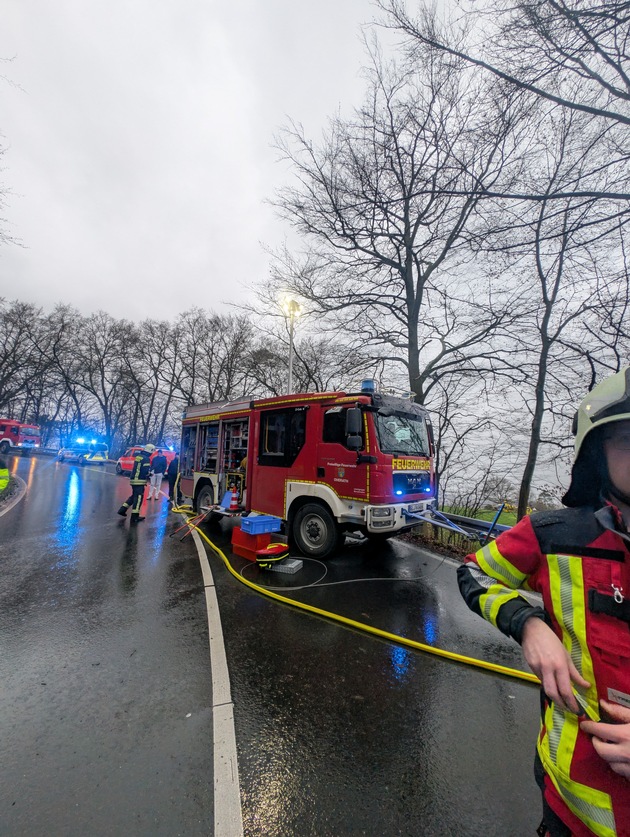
[196,484,214,513]
[292,502,342,559]
[0,441,9,454]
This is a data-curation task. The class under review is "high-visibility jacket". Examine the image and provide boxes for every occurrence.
[458,504,630,837]
[129,452,151,486]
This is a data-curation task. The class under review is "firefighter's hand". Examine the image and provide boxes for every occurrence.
[521,616,590,714]
[581,701,630,780]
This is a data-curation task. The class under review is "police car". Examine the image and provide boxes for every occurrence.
[57,439,109,466]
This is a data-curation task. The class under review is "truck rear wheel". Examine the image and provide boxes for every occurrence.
[196,484,214,513]
[292,503,341,559]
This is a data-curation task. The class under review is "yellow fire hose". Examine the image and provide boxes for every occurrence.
[172,505,540,687]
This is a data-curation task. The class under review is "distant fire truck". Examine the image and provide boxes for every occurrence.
[0,419,41,455]
[179,381,436,558]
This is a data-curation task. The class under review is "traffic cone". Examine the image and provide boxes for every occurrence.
[229,485,239,512]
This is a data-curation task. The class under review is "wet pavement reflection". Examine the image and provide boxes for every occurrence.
[0,455,213,836]
[203,521,542,836]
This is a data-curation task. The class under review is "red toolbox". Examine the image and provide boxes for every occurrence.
[231,526,271,561]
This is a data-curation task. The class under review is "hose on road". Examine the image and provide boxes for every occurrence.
[175,509,539,687]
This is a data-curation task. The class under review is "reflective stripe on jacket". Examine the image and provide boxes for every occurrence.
[130,453,151,485]
[458,506,630,837]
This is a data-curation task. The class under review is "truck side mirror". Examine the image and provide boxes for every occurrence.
[345,408,363,451]
[345,408,362,435]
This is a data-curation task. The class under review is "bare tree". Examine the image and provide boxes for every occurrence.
[379,0,630,203]
[271,42,525,404]
[0,300,48,414]
[490,111,621,517]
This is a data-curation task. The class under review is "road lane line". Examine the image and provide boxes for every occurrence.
[189,524,243,837]
[0,475,26,518]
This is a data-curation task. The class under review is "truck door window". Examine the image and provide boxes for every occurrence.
[259,408,306,467]
[323,407,362,450]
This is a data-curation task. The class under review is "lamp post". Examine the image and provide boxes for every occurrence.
[282,298,302,394]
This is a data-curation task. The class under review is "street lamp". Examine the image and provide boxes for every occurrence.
[281,298,302,394]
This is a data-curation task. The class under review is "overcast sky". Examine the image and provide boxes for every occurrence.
[0,0,379,321]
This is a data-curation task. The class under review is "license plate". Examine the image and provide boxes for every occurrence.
[407,503,422,512]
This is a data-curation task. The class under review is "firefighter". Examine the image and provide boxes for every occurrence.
[458,368,630,837]
[167,453,181,505]
[117,443,154,523]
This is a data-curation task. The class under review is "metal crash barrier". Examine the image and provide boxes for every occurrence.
[404,503,511,546]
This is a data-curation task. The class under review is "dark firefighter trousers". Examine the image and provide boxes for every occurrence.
[123,484,146,517]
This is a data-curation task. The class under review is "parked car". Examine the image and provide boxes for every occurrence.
[115,445,176,475]
[57,440,109,466]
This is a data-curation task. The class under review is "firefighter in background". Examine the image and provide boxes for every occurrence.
[117,443,154,523]
[167,453,181,505]
[458,368,630,837]
[147,448,167,500]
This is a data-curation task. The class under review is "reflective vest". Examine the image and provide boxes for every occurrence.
[459,505,630,837]
[130,453,150,486]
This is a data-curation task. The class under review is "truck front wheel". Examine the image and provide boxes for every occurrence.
[292,503,342,559]
[0,441,9,454]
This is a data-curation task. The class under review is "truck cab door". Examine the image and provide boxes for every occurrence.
[318,406,369,502]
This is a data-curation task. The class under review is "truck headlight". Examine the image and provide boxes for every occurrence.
[372,507,393,518]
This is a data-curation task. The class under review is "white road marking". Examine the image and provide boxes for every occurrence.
[189,524,244,837]
[0,475,26,518]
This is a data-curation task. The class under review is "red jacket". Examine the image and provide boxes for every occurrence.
[458,504,630,837]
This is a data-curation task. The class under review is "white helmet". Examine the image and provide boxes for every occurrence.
[144,444,156,453]
[563,367,630,507]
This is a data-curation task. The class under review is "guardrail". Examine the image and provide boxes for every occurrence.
[405,505,512,545]
[440,511,512,537]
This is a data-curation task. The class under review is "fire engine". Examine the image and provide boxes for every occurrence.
[179,381,436,558]
[0,419,41,455]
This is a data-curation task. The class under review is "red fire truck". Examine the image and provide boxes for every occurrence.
[0,419,42,455]
[179,382,436,558]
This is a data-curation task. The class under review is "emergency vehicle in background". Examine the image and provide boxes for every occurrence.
[116,445,177,474]
[179,381,436,558]
[0,419,41,455]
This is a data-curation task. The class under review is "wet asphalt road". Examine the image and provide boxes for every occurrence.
[1,455,543,836]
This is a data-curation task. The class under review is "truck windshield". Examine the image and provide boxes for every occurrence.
[375,412,429,456]
[22,427,40,437]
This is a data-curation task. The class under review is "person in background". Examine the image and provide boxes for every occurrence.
[117,444,154,523]
[147,448,167,500]
[458,368,630,837]
[167,453,181,505]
